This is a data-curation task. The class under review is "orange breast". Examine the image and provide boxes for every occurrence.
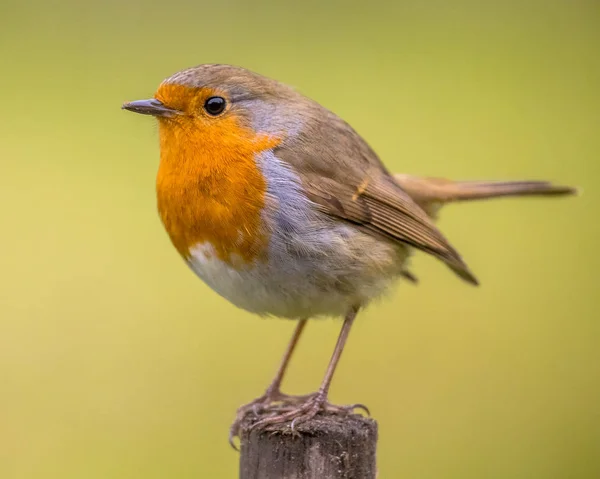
[154,84,281,265]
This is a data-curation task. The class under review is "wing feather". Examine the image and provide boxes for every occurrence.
[302,174,478,285]
[271,105,478,285]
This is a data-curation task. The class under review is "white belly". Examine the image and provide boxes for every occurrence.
[187,227,406,320]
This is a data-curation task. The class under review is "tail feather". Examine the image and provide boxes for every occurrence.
[393,174,578,217]
[435,180,577,201]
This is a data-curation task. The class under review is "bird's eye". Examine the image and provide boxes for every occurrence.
[203,96,226,116]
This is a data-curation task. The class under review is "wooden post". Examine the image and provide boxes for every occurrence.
[239,413,378,479]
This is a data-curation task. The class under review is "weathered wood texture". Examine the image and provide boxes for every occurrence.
[239,414,378,479]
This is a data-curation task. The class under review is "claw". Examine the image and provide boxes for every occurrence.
[229,394,272,450]
[348,403,370,415]
[228,432,240,451]
[290,416,302,432]
[247,393,369,433]
[229,391,322,449]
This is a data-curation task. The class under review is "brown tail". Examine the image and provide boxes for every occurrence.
[393,174,578,217]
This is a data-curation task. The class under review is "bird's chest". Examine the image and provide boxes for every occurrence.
[156,171,269,264]
[155,122,275,266]
[168,150,405,319]
[156,169,281,315]
[154,149,307,313]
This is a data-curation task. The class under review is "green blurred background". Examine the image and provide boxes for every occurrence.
[1,0,598,477]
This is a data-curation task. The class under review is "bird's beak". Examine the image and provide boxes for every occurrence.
[121,99,181,118]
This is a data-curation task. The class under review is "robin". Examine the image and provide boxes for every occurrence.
[122,64,576,446]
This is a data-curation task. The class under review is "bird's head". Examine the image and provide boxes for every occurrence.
[122,64,307,146]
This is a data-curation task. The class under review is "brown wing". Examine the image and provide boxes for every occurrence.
[301,174,478,285]
[272,98,479,284]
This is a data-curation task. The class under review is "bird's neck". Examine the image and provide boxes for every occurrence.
[155,119,280,265]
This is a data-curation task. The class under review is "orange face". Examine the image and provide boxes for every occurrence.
[151,83,281,265]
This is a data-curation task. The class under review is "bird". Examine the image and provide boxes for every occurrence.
[122,63,577,447]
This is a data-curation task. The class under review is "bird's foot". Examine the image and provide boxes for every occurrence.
[248,390,369,433]
[229,389,313,448]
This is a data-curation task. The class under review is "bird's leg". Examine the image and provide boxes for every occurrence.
[255,319,309,405]
[229,319,309,446]
[249,306,369,433]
